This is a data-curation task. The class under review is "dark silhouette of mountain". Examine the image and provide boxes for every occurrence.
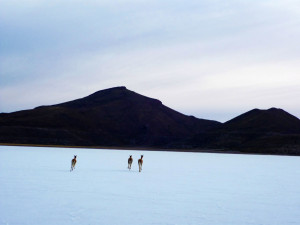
[190,108,300,155]
[223,108,300,133]
[0,86,220,148]
[1,87,299,155]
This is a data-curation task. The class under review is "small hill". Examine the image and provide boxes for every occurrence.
[0,87,220,148]
[191,108,300,155]
[223,108,300,133]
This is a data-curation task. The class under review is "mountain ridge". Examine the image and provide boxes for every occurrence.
[0,87,299,155]
[0,86,220,148]
[189,107,300,155]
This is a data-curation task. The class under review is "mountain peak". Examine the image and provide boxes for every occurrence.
[267,107,284,112]
[88,86,127,97]
[0,86,220,148]
[224,107,300,133]
[268,107,279,110]
[92,86,127,94]
[55,86,135,108]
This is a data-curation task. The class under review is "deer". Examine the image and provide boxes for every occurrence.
[138,155,143,172]
[70,155,77,172]
[128,155,133,170]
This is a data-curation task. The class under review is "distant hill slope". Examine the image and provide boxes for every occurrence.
[190,108,300,155]
[0,86,220,147]
[223,108,300,133]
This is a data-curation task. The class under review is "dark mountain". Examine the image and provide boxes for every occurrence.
[223,108,300,133]
[190,108,300,155]
[1,87,299,155]
[0,86,220,148]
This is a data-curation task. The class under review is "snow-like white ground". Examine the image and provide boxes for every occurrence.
[0,146,300,225]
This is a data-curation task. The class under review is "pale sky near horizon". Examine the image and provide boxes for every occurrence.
[1,0,299,122]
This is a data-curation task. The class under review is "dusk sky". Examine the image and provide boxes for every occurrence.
[1,0,299,122]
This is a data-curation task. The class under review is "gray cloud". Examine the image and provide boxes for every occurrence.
[0,0,299,121]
